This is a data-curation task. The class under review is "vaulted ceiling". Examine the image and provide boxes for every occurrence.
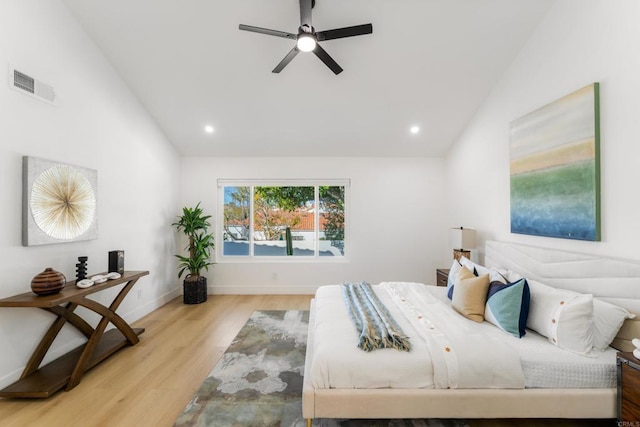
[61,0,555,157]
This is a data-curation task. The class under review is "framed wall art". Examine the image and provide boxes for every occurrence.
[22,156,98,246]
[509,83,600,241]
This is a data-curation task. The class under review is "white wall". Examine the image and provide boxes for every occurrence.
[445,0,640,263]
[181,157,448,294]
[0,0,181,388]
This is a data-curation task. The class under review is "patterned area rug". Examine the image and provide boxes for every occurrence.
[175,310,468,427]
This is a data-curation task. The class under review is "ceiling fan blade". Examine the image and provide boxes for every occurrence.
[272,46,300,73]
[239,24,296,40]
[299,0,313,29]
[313,44,343,75]
[316,24,373,41]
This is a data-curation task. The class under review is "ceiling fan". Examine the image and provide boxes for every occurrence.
[239,0,373,75]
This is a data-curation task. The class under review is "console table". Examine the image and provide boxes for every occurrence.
[0,270,149,398]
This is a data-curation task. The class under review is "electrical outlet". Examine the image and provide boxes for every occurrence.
[137,289,143,299]
[272,272,278,280]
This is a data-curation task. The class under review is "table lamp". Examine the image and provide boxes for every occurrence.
[450,227,476,261]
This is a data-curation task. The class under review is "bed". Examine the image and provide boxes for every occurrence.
[302,240,640,422]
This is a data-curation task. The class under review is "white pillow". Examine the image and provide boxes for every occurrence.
[447,259,462,301]
[592,299,636,350]
[458,256,478,274]
[458,257,507,284]
[505,270,524,282]
[527,279,594,355]
[447,259,462,287]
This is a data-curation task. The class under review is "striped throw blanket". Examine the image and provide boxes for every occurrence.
[341,281,411,352]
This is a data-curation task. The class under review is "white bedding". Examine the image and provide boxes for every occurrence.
[310,282,617,390]
[311,283,434,389]
[426,282,619,388]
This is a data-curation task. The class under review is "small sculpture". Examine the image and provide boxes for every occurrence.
[76,279,93,289]
[76,256,88,281]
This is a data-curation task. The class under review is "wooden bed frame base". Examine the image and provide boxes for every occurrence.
[302,298,616,420]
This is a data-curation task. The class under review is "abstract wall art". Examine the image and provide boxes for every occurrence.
[23,156,98,246]
[509,83,600,241]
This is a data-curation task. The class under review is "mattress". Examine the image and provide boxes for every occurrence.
[310,283,617,390]
[517,330,617,388]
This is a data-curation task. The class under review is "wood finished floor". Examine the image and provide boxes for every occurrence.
[0,295,616,427]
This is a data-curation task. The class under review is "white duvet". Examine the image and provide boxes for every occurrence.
[310,282,525,390]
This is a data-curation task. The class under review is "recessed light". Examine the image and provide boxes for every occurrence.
[410,126,420,134]
[204,125,215,134]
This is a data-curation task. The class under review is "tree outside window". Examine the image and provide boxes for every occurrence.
[221,183,346,258]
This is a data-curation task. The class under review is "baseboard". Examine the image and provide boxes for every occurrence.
[0,286,181,390]
[0,332,97,388]
[210,285,316,295]
[123,287,181,324]
[0,367,24,391]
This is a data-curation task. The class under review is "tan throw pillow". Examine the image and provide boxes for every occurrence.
[452,266,490,322]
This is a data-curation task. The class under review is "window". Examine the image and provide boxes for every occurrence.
[219,180,348,260]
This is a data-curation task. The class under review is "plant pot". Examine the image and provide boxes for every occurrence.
[183,276,208,304]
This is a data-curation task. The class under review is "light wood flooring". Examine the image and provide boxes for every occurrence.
[0,295,616,427]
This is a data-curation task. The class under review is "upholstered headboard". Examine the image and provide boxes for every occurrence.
[484,240,640,352]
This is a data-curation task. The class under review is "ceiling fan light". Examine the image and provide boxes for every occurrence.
[297,34,316,52]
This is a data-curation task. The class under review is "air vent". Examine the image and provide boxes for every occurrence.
[13,70,34,93]
[9,67,56,104]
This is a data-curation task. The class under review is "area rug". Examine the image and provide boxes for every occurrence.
[175,310,468,427]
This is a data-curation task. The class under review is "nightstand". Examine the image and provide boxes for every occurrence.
[436,269,450,287]
[617,351,640,422]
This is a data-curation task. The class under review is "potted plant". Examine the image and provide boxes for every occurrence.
[172,202,215,304]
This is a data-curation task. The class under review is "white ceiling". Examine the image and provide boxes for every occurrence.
[61,0,555,157]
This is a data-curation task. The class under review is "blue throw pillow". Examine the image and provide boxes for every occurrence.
[484,278,530,338]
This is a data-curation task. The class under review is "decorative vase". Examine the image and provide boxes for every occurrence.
[183,276,207,304]
[31,268,66,296]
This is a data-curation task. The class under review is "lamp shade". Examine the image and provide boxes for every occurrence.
[450,227,476,250]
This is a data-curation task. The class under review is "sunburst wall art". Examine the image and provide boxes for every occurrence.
[22,156,98,246]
